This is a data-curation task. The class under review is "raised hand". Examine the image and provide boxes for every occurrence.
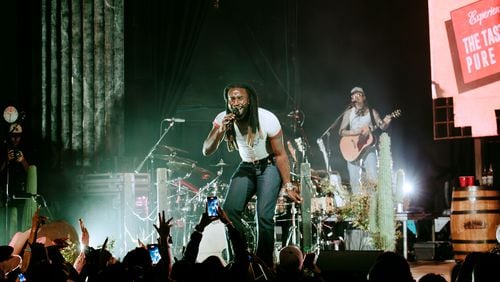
[153,210,173,242]
[197,211,214,231]
[217,206,231,226]
[79,218,89,247]
[137,238,146,249]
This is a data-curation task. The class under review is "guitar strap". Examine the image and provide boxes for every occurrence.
[369,108,376,130]
[367,108,379,153]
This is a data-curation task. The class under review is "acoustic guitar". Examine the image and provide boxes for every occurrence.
[339,109,401,162]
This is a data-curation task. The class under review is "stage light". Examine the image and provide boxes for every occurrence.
[403,182,414,195]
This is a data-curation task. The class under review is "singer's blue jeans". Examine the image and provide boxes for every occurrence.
[347,147,378,193]
[222,160,281,267]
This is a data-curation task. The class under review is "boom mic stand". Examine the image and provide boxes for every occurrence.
[3,162,10,243]
[3,126,16,243]
[134,120,179,174]
[134,119,180,244]
[318,104,353,172]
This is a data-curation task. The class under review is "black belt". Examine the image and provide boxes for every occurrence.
[242,155,274,165]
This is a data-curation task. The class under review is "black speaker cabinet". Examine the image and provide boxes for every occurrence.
[316,250,383,282]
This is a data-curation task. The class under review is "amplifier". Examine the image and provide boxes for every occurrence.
[77,173,150,194]
[413,241,453,261]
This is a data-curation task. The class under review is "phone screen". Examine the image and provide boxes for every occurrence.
[148,244,161,264]
[207,196,219,218]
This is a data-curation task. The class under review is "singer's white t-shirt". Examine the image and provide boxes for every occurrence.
[213,108,281,162]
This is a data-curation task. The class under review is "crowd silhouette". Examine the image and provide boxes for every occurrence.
[1,206,499,281]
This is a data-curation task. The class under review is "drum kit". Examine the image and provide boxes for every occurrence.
[151,147,231,256]
[150,143,347,256]
[239,169,348,252]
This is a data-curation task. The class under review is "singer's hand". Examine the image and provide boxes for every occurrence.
[359,126,370,136]
[221,113,236,131]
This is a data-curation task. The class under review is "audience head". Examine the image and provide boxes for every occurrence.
[471,252,500,281]
[0,246,21,281]
[171,259,194,282]
[122,247,153,281]
[199,255,228,281]
[367,251,415,282]
[418,273,447,282]
[277,245,303,274]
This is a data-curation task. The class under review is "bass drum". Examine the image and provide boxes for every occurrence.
[244,196,257,222]
[244,194,290,221]
[197,221,230,265]
[184,182,229,222]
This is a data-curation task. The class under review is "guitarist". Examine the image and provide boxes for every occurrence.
[338,86,392,194]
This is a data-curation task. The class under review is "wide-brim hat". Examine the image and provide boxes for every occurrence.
[350,86,365,95]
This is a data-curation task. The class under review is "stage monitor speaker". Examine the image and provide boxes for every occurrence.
[316,250,383,282]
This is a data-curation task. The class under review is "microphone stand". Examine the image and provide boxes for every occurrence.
[3,162,10,243]
[134,120,177,174]
[318,105,353,171]
[135,119,179,244]
[320,105,352,139]
[3,128,15,243]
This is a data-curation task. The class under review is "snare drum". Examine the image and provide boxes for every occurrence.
[275,197,289,217]
[311,197,326,215]
[325,195,335,215]
[244,196,257,221]
[245,195,289,220]
[311,195,335,216]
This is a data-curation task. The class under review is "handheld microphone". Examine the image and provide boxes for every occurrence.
[230,108,239,116]
[225,108,238,130]
[164,118,185,123]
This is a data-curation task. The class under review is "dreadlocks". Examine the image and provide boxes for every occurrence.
[223,83,262,152]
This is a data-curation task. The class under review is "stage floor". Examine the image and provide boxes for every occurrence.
[410,260,457,282]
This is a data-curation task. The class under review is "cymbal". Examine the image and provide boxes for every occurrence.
[152,154,195,164]
[212,159,230,167]
[156,145,189,154]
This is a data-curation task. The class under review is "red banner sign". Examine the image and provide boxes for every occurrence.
[451,0,500,83]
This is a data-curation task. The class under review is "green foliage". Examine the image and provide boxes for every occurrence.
[60,240,80,265]
[337,193,371,231]
[395,169,405,204]
[333,133,399,251]
[375,133,396,251]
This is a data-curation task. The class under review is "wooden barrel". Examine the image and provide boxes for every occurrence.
[450,186,500,262]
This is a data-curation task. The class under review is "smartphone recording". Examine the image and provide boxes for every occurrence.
[147,244,161,264]
[207,196,219,218]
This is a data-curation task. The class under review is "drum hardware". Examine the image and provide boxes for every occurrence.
[180,172,229,249]
[241,218,257,252]
[211,158,230,167]
[156,144,189,154]
[285,203,301,246]
[135,119,183,174]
